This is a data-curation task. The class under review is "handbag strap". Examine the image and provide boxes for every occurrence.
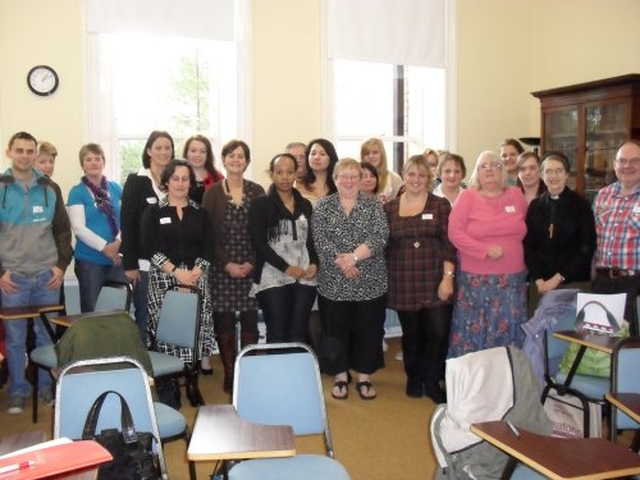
[81,390,139,444]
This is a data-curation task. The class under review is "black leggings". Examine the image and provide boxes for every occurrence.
[213,310,258,337]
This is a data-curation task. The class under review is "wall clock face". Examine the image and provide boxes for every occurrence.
[27,65,59,96]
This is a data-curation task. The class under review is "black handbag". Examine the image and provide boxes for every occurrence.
[82,390,161,480]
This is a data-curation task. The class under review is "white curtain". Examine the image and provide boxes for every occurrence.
[326,0,445,67]
[85,0,234,40]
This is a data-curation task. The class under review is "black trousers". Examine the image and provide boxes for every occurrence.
[318,294,386,376]
[397,304,452,382]
[256,283,316,343]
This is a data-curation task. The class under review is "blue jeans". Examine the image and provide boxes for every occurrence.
[2,269,59,397]
[74,260,127,313]
[132,271,149,346]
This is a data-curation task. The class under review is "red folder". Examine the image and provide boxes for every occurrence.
[0,440,111,479]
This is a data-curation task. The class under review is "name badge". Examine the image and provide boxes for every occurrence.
[146,197,158,204]
[633,205,640,214]
[33,205,44,214]
[160,217,172,225]
[505,205,516,213]
[422,213,433,220]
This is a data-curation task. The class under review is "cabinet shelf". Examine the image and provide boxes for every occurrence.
[533,74,640,196]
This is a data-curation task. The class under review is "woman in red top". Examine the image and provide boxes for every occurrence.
[183,134,224,205]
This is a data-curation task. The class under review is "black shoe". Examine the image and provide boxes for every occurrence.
[405,378,423,398]
[425,382,446,404]
[200,367,213,376]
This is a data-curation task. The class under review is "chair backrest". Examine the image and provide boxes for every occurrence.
[154,286,200,349]
[611,337,640,432]
[545,307,578,369]
[54,356,167,476]
[233,342,334,457]
[95,280,133,312]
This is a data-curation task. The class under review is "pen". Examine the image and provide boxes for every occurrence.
[0,460,36,475]
[506,420,521,439]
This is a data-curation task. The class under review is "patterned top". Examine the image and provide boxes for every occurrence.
[385,194,457,311]
[204,179,265,311]
[249,188,318,294]
[592,181,640,270]
[312,192,389,301]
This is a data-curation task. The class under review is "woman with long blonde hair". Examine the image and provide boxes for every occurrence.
[360,138,403,202]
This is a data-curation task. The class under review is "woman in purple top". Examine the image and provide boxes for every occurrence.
[447,150,528,358]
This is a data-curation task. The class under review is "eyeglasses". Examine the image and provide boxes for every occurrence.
[614,157,640,167]
[337,174,360,181]
[478,162,503,170]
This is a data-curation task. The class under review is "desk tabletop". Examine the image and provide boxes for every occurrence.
[50,310,127,328]
[606,393,640,423]
[0,304,64,320]
[471,421,640,480]
[553,330,624,354]
[188,404,295,461]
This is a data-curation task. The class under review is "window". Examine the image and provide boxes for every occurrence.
[332,60,445,170]
[325,0,447,171]
[85,0,242,183]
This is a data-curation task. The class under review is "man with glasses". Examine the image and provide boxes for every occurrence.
[592,140,640,334]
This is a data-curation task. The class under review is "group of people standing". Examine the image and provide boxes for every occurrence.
[1,130,638,415]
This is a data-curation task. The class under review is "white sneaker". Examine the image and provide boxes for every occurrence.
[7,395,26,415]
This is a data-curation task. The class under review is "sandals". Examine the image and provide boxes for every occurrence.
[356,381,377,400]
[331,381,349,400]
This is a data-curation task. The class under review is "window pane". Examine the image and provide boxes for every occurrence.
[90,33,236,183]
[333,59,445,170]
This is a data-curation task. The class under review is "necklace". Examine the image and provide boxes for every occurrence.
[402,194,426,248]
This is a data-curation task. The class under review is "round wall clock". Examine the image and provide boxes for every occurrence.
[27,65,59,96]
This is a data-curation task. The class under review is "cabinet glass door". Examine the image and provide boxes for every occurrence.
[584,103,627,202]
[544,108,578,190]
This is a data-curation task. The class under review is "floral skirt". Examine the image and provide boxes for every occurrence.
[447,270,527,359]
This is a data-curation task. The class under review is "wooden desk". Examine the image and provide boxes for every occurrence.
[50,309,126,328]
[553,330,623,355]
[471,420,640,479]
[188,404,295,461]
[552,330,626,387]
[0,304,65,342]
[606,393,640,423]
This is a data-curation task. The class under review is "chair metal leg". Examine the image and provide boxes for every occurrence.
[32,366,39,423]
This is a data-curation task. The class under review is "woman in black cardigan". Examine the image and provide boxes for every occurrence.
[249,153,318,343]
[524,151,596,314]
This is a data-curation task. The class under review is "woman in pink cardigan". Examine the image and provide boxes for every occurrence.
[447,150,528,358]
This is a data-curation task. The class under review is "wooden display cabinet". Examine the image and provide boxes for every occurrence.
[532,74,640,201]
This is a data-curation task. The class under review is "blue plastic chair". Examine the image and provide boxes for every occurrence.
[54,356,170,479]
[228,342,350,480]
[610,337,640,449]
[147,285,204,407]
[93,280,133,312]
[29,280,133,423]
